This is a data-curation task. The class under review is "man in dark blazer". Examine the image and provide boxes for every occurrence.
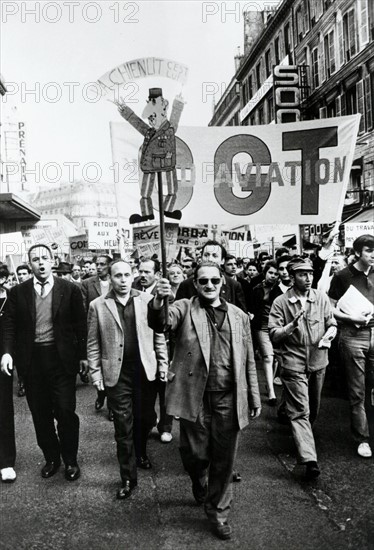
[1,244,87,481]
[81,254,112,414]
[149,262,261,540]
[176,241,246,312]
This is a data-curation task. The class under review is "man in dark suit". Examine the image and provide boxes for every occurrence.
[0,265,16,483]
[1,244,87,481]
[81,254,112,415]
[176,241,246,312]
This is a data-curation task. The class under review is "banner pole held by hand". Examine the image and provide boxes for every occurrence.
[157,172,169,320]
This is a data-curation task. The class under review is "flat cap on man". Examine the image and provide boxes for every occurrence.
[287,257,314,273]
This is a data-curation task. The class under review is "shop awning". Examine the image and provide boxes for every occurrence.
[0,193,41,221]
[343,207,373,224]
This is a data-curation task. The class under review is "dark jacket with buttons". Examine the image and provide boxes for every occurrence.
[148,296,260,429]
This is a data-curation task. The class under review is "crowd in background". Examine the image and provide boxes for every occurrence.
[0,233,373,541]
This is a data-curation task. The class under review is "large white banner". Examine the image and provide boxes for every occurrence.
[110,115,360,226]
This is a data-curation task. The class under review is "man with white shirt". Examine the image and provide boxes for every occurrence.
[1,244,87,481]
[132,259,160,294]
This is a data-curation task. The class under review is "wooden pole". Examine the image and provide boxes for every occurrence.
[157,172,169,319]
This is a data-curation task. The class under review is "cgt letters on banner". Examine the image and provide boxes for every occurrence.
[110,115,360,226]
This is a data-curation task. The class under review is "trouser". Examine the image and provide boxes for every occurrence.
[339,326,374,443]
[24,344,79,465]
[0,372,16,469]
[156,379,173,434]
[140,170,178,217]
[106,361,157,484]
[280,367,326,463]
[179,391,240,524]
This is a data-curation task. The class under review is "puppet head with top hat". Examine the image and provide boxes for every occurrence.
[142,88,169,129]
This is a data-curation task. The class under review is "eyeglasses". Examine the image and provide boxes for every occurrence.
[197,277,221,285]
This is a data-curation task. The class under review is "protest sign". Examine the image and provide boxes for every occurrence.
[345,221,374,248]
[98,57,189,94]
[133,223,178,260]
[110,115,360,226]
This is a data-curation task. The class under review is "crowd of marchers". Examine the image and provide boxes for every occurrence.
[0,234,373,541]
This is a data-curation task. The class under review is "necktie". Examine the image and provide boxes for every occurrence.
[37,281,47,297]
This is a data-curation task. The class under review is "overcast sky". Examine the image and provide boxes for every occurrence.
[1,0,279,186]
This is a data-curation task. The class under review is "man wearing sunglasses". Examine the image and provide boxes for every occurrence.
[148,262,261,540]
[175,241,246,313]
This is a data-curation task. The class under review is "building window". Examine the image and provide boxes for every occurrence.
[256,63,261,89]
[319,106,327,119]
[358,0,369,48]
[248,74,253,100]
[311,0,323,24]
[343,9,357,61]
[258,106,264,125]
[324,29,336,77]
[357,80,365,134]
[311,47,319,89]
[346,86,357,115]
[327,101,336,118]
[267,96,274,123]
[284,23,291,58]
[274,37,280,64]
[265,49,272,79]
[365,75,373,131]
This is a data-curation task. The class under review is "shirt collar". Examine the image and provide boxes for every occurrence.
[288,287,316,304]
[143,281,157,293]
[199,297,228,312]
[33,273,54,289]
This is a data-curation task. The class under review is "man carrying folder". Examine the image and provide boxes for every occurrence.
[329,234,374,459]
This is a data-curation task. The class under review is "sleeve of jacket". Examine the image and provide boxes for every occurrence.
[80,279,89,313]
[148,298,189,333]
[71,283,87,360]
[322,292,337,329]
[244,315,261,409]
[169,98,184,131]
[1,286,17,358]
[268,296,292,345]
[119,104,149,136]
[175,278,194,301]
[153,332,169,375]
[233,279,247,313]
[87,302,103,385]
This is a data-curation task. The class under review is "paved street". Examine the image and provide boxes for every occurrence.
[1,372,373,550]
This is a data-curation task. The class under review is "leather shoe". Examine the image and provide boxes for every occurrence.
[65,464,80,481]
[192,479,207,505]
[95,393,105,411]
[305,461,320,480]
[136,456,152,469]
[164,209,182,220]
[232,471,242,482]
[79,372,89,384]
[116,479,137,500]
[108,409,114,422]
[41,460,61,478]
[212,521,232,540]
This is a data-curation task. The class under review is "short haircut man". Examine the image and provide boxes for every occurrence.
[16,264,31,283]
[329,234,374,458]
[87,259,168,499]
[269,257,337,479]
[1,244,87,481]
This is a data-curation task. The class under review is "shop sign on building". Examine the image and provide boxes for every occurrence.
[345,222,374,248]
